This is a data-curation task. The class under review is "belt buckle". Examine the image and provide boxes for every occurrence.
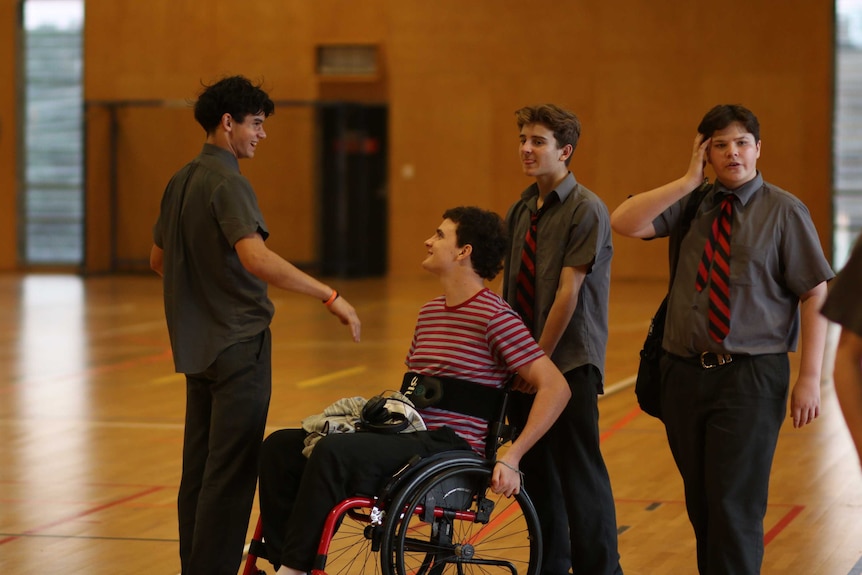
[700,352,733,369]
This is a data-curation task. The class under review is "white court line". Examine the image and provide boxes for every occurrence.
[601,374,636,399]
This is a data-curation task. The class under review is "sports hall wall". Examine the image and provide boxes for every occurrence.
[0,1,834,278]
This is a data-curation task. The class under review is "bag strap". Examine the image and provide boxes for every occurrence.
[667,178,711,287]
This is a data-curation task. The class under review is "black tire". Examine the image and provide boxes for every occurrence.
[315,453,486,575]
[380,461,542,575]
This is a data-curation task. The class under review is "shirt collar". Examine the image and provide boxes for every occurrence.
[713,171,763,206]
[201,143,241,173]
[520,171,577,211]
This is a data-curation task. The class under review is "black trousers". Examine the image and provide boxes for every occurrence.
[661,353,789,575]
[509,364,623,575]
[177,329,272,575]
[258,426,471,572]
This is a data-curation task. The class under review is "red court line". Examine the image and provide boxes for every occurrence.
[615,497,687,506]
[601,407,810,543]
[395,405,646,549]
[599,406,643,443]
[597,404,807,549]
[614,497,805,548]
[763,504,805,546]
[0,485,166,546]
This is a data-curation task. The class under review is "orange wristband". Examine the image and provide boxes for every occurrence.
[323,290,339,307]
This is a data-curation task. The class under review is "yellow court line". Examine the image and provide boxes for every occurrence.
[296,365,368,389]
[153,373,186,384]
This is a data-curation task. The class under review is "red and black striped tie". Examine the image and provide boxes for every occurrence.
[515,195,557,327]
[695,195,733,342]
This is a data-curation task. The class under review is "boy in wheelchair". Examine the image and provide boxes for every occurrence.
[257,206,571,575]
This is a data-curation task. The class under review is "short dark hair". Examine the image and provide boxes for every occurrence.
[697,104,760,142]
[515,104,582,165]
[193,75,275,134]
[441,206,507,281]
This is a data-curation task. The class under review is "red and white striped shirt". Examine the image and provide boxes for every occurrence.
[406,288,545,453]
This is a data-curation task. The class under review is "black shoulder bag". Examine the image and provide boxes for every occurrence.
[635,180,710,420]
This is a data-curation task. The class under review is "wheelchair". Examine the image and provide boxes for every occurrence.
[242,376,543,575]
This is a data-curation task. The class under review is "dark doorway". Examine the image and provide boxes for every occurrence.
[319,103,388,277]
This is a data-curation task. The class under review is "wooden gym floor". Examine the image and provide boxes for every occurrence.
[0,272,860,574]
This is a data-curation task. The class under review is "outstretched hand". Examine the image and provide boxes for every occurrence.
[328,296,361,342]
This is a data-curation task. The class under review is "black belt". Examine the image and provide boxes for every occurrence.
[668,351,742,370]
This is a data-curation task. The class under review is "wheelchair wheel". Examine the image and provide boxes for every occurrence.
[312,454,485,575]
[316,504,382,575]
[380,461,541,575]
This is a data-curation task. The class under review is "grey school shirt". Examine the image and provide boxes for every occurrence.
[822,235,862,337]
[503,172,613,388]
[153,143,275,374]
[652,172,834,357]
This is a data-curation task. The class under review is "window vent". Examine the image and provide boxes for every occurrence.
[316,45,378,77]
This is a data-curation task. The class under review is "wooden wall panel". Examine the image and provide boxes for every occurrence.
[387,76,496,272]
[310,0,388,41]
[384,0,834,279]
[111,106,200,270]
[84,0,315,101]
[244,106,317,266]
[72,0,836,279]
[84,104,113,272]
[103,103,317,271]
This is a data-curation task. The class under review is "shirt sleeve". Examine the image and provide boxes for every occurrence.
[211,176,270,247]
[778,200,835,296]
[651,195,688,239]
[486,308,545,372]
[563,199,608,272]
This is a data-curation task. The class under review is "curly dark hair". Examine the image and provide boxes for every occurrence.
[442,206,507,280]
[697,104,760,142]
[193,75,275,135]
